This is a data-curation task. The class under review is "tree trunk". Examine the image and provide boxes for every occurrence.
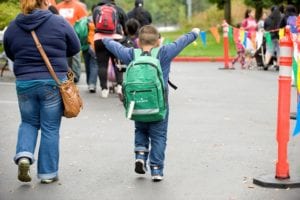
[255,5,263,22]
[224,0,231,24]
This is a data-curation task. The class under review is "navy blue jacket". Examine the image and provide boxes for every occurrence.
[4,9,80,81]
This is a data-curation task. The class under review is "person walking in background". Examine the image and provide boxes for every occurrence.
[93,0,127,98]
[57,0,88,83]
[242,9,257,39]
[74,5,99,93]
[3,0,80,183]
[257,11,267,32]
[101,25,200,181]
[280,4,298,32]
[122,18,140,48]
[127,0,152,28]
[263,6,282,70]
[231,38,246,69]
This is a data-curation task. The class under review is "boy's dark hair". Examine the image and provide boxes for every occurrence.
[126,18,140,36]
[138,25,160,46]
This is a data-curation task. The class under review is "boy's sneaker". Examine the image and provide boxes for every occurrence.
[151,166,164,182]
[18,157,31,182]
[41,176,58,184]
[134,151,147,174]
[101,89,109,98]
[135,159,147,174]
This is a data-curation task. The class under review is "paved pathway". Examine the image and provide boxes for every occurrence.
[1,62,300,200]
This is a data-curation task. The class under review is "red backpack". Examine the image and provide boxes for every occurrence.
[94,4,118,34]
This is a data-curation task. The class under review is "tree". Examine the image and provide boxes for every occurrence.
[208,0,231,23]
[0,1,19,29]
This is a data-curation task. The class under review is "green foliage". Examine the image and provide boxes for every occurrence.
[148,0,186,25]
[0,1,19,30]
[181,5,223,30]
[161,30,237,57]
[0,0,18,3]
[208,0,226,9]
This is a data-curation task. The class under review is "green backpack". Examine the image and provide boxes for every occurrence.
[74,17,89,51]
[123,47,167,122]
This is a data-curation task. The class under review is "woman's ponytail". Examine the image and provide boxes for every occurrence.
[20,0,44,14]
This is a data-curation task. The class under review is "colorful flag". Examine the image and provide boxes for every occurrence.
[279,28,285,40]
[210,27,220,43]
[233,28,239,43]
[265,32,273,49]
[293,58,300,136]
[228,26,233,41]
[243,31,248,47]
[239,29,245,43]
[251,31,256,50]
[200,31,207,47]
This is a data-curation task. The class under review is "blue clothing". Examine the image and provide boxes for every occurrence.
[102,31,197,172]
[83,47,98,86]
[4,8,80,181]
[4,9,80,81]
[14,83,63,179]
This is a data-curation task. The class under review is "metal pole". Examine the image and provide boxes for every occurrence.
[186,0,192,22]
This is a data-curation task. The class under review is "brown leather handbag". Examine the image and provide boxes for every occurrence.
[31,31,83,118]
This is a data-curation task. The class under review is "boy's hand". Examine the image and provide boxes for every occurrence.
[191,28,200,35]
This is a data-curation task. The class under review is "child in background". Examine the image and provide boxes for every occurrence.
[102,25,200,181]
[123,18,140,48]
[231,38,246,69]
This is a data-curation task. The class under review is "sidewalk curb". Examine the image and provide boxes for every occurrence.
[174,57,233,62]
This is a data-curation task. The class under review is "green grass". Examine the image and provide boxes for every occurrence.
[161,30,237,58]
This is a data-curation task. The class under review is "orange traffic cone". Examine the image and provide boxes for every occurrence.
[253,27,300,188]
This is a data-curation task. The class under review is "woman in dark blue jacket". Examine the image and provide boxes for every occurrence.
[4,0,80,184]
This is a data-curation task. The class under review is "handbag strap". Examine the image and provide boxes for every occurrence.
[31,30,61,85]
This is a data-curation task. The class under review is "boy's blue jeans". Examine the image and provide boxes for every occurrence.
[134,111,169,171]
[14,82,63,180]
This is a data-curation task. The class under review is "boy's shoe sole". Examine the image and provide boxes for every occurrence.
[152,175,164,182]
[135,159,146,174]
[41,177,58,184]
[18,158,31,182]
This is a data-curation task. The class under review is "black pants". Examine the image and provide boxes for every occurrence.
[94,39,123,90]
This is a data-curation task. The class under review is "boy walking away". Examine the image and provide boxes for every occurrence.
[102,25,200,181]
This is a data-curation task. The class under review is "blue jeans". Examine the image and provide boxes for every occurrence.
[82,48,98,86]
[134,111,169,170]
[14,81,63,180]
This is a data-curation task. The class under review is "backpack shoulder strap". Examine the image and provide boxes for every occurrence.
[133,47,160,60]
[150,47,160,58]
[133,48,143,60]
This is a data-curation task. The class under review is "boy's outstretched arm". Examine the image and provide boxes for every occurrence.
[161,28,200,61]
[102,38,134,65]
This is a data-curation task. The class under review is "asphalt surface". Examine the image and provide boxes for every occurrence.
[1,62,300,200]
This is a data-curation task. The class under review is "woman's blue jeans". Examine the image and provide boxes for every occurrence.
[134,112,169,171]
[14,82,63,179]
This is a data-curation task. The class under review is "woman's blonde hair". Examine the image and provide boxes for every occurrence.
[138,25,160,46]
[20,0,45,14]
